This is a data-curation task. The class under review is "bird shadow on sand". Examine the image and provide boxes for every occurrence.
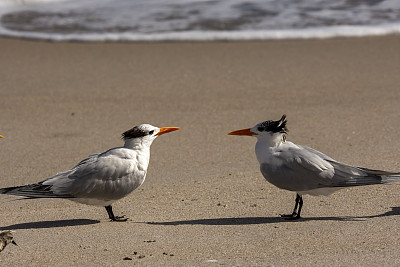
[147,216,358,226]
[358,206,400,219]
[148,216,281,226]
[147,207,400,226]
[0,219,100,230]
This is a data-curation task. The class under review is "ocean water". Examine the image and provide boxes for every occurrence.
[0,0,400,42]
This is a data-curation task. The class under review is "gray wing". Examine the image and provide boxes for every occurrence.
[0,150,140,201]
[44,150,140,200]
[301,145,400,185]
[0,182,74,198]
[0,153,102,199]
[260,143,400,192]
[327,160,400,186]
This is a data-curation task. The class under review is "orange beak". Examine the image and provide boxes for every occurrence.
[0,135,3,138]
[227,128,255,136]
[156,127,180,136]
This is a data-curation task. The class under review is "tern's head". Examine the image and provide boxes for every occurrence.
[228,115,288,145]
[122,124,180,148]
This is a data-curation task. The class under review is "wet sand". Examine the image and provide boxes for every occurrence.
[0,36,399,266]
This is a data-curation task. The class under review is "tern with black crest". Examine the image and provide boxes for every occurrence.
[228,115,400,219]
[0,124,179,221]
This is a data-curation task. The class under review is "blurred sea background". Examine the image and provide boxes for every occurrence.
[0,0,400,42]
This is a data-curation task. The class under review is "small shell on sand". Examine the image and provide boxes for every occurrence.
[0,230,17,252]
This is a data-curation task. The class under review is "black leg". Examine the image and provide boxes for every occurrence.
[105,205,128,222]
[281,194,303,220]
[296,195,303,219]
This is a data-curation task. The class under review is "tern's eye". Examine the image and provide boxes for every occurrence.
[257,126,265,132]
[149,130,154,135]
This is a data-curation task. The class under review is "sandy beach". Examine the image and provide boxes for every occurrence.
[0,36,399,266]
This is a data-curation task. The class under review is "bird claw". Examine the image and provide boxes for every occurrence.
[110,215,128,222]
[280,212,301,220]
[283,216,301,220]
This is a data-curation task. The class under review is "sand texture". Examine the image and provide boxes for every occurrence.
[0,36,399,266]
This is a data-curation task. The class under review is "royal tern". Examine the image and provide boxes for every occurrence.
[228,115,400,219]
[0,124,179,221]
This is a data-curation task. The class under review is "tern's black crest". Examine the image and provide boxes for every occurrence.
[122,126,149,140]
[257,114,288,134]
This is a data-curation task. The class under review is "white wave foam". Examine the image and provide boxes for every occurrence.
[1,24,400,42]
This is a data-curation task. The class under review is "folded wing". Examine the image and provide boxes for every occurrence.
[260,143,400,193]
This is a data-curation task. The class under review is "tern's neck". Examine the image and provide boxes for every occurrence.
[123,138,153,150]
[256,132,285,148]
[255,133,285,163]
[123,138,152,171]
